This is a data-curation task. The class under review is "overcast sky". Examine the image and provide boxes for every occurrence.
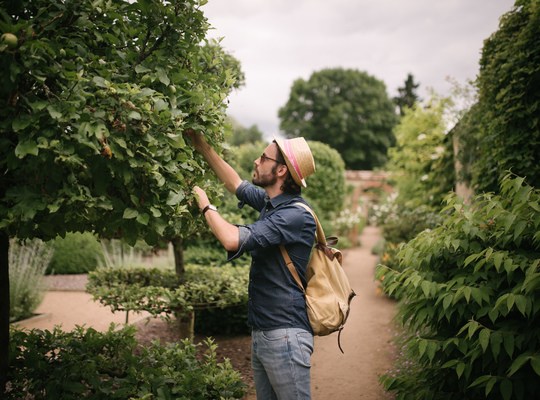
[202,0,515,139]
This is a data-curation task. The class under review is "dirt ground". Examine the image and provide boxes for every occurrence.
[14,226,397,400]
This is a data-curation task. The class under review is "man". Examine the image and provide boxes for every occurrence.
[186,130,317,400]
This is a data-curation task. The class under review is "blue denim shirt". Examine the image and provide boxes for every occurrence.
[228,181,316,332]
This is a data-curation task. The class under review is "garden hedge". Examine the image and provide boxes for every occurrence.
[377,174,540,399]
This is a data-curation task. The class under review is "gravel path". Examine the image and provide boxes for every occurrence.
[43,274,89,291]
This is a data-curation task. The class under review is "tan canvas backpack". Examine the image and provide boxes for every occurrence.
[279,203,356,352]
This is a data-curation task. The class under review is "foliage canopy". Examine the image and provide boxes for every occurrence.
[0,0,242,245]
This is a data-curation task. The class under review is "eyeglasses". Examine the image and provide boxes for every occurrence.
[260,153,282,164]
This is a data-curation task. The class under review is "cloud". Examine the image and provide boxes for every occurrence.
[203,0,514,138]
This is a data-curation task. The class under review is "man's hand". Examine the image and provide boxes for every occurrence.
[185,128,243,194]
[193,186,210,210]
[184,128,207,152]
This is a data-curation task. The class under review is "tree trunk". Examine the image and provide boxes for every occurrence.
[171,236,185,278]
[171,237,194,339]
[452,132,474,204]
[0,231,9,393]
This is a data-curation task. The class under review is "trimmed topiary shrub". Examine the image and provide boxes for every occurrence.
[304,140,346,223]
[377,174,540,399]
[87,265,249,319]
[6,325,245,399]
[47,232,105,275]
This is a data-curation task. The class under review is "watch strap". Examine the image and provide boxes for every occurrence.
[202,204,217,215]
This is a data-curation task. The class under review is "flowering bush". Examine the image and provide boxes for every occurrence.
[333,208,364,236]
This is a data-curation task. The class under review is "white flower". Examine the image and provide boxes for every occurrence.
[417,133,427,141]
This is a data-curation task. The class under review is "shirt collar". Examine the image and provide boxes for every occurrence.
[266,192,298,210]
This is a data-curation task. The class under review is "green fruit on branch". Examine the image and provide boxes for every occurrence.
[1,33,18,48]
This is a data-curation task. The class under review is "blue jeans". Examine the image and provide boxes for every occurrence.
[251,328,314,400]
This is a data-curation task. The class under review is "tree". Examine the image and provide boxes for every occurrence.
[470,0,540,192]
[386,94,454,210]
[393,73,421,116]
[226,117,264,146]
[0,0,242,389]
[278,68,398,170]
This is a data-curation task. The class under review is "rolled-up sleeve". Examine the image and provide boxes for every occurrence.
[235,180,266,211]
[227,225,252,262]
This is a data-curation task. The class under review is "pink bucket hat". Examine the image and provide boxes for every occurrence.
[274,137,316,187]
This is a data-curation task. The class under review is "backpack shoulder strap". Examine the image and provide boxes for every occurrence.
[279,245,305,291]
[292,202,327,246]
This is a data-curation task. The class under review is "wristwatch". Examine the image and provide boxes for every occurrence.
[201,204,218,215]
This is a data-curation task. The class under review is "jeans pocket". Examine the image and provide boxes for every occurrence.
[295,331,314,367]
[261,328,288,341]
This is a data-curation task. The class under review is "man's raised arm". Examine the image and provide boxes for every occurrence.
[184,130,243,194]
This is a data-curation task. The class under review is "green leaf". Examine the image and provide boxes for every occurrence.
[136,213,150,225]
[468,320,480,339]
[500,379,512,400]
[166,190,185,206]
[493,252,504,270]
[471,288,484,306]
[514,220,527,240]
[529,201,540,212]
[135,64,151,74]
[530,356,540,376]
[426,341,437,363]
[47,105,62,120]
[479,329,490,353]
[508,352,530,376]
[456,362,466,378]
[12,116,33,131]
[154,98,168,112]
[486,376,497,396]
[421,280,431,297]
[503,333,514,358]
[156,67,170,85]
[14,141,39,158]
[464,253,480,267]
[93,76,109,88]
[128,111,142,120]
[418,339,427,358]
[442,294,453,311]
[469,374,491,388]
[490,331,503,359]
[123,208,139,219]
[515,295,527,316]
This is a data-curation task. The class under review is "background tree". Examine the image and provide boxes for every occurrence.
[0,0,242,388]
[467,0,540,192]
[278,68,398,170]
[226,117,264,146]
[386,94,455,210]
[393,73,421,116]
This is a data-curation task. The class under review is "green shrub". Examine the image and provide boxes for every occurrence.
[6,325,245,399]
[376,174,540,399]
[87,264,249,318]
[304,140,346,222]
[47,232,105,275]
[470,0,540,192]
[9,238,53,322]
[184,243,249,266]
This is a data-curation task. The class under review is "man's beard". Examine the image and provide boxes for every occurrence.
[252,166,278,188]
